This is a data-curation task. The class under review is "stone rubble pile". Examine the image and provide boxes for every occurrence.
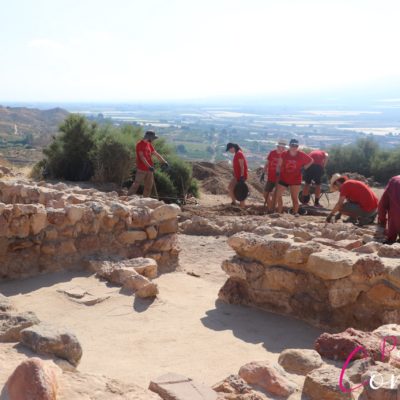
[0,179,181,280]
[218,217,399,330]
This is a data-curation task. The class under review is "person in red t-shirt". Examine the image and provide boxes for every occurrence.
[128,131,168,197]
[226,142,248,207]
[326,174,378,225]
[262,140,287,212]
[274,139,313,215]
[301,149,329,207]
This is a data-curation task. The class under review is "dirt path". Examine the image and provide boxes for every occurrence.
[0,233,323,390]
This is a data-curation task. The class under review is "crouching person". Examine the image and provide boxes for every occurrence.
[378,175,400,244]
[326,174,378,226]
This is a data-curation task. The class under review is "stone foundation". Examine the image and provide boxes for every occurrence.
[0,180,180,279]
[219,228,400,331]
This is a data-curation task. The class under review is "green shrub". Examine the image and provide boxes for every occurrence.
[153,170,177,200]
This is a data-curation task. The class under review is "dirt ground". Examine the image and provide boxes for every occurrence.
[0,230,322,390]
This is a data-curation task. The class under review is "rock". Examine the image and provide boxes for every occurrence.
[135,282,159,298]
[238,360,298,397]
[228,232,291,265]
[149,372,218,400]
[30,208,47,235]
[345,358,374,384]
[65,205,84,224]
[0,311,40,342]
[378,244,400,258]
[20,323,83,366]
[336,239,363,251]
[354,242,382,254]
[303,365,353,400]
[328,278,361,308]
[373,324,400,342]
[122,257,158,279]
[0,293,15,311]
[272,232,289,239]
[5,357,60,400]
[146,225,158,240]
[352,255,386,281]
[159,219,179,235]
[278,349,323,375]
[118,230,147,244]
[315,328,383,361]
[151,204,181,223]
[261,266,299,294]
[307,250,355,280]
[212,374,252,394]
[366,283,400,308]
[359,362,400,399]
[293,228,313,241]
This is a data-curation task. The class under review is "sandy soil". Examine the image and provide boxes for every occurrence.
[0,231,322,390]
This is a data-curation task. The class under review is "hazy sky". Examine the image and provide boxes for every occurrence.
[1,0,400,102]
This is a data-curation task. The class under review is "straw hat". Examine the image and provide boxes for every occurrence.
[276,139,287,148]
[330,173,347,191]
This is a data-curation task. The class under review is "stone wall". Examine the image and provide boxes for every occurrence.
[218,223,400,331]
[0,180,180,279]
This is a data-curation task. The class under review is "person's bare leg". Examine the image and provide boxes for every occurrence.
[314,184,322,205]
[264,191,271,209]
[275,185,286,213]
[228,178,237,204]
[290,185,301,214]
[303,183,311,197]
[240,200,246,208]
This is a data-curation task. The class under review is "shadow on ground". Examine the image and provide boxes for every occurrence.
[201,300,323,353]
[0,269,92,296]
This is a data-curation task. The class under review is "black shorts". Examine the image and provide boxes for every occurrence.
[264,181,276,192]
[278,180,300,188]
[303,164,324,185]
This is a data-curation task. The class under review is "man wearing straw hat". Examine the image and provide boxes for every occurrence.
[326,173,378,225]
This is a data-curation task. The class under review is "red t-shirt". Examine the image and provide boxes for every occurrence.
[233,150,248,180]
[340,180,378,212]
[266,150,283,183]
[136,140,155,171]
[280,150,313,185]
[309,150,327,166]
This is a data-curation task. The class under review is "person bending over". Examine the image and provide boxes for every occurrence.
[326,174,378,226]
[301,149,329,207]
[128,131,168,197]
[226,142,248,207]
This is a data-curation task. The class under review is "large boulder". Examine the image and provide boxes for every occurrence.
[0,311,40,342]
[238,360,298,397]
[5,357,60,400]
[315,328,383,361]
[151,204,181,223]
[278,349,323,375]
[20,323,83,366]
[307,250,355,280]
[303,365,354,400]
[378,244,400,258]
[149,372,218,400]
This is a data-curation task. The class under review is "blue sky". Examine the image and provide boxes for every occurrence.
[1,0,400,102]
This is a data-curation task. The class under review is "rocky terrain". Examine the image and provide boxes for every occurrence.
[0,166,399,399]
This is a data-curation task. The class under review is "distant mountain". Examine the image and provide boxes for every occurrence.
[0,105,69,143]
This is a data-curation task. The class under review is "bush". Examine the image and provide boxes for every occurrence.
[42,114,96,181]
[37,115,199,201]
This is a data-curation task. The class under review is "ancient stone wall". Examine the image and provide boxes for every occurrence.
[0,180,180,279]
[219,223,400,331]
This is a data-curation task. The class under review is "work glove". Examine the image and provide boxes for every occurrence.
[260,172,265,183]
[148,166,155,173]
[326,214,333,223]
[164,161,169,167]
[334,213,342,222]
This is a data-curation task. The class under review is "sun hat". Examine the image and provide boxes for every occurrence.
[276,139,288,148]
[330,173,348,191]
[144,131,159,140]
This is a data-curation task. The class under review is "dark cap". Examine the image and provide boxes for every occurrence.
[289,138,299,147]
[144,130,159,140]
[225,142,235,151]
